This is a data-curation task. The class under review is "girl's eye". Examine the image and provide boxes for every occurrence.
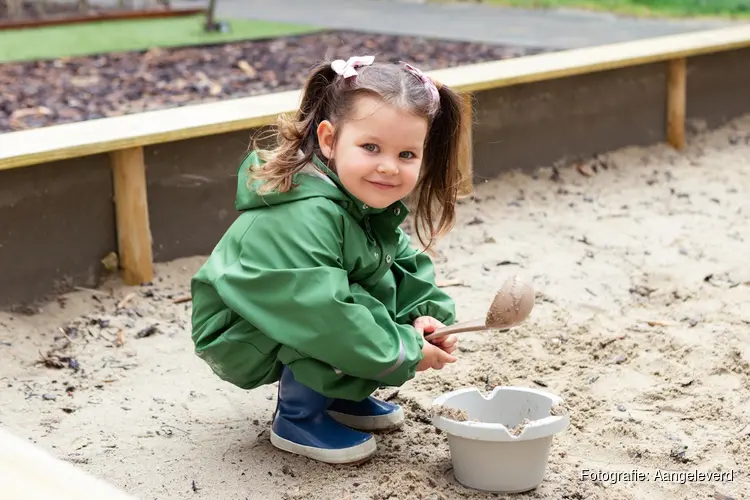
[400,151,416,159]
[362,144,378,153]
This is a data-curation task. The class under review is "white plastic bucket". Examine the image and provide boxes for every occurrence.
[431,386,570,493]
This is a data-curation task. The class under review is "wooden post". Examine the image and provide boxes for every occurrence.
[667,58,687,150]
[110,147,154,285]
[458,92,474,198]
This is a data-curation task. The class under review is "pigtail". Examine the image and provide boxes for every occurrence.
[251,61,338,193]
[412,84,466,250]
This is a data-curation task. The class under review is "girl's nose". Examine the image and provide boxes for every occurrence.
[377,160,399,175]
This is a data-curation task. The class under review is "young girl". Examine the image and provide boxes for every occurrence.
[190,55,467,464]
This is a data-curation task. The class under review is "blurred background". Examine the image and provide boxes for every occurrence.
[1,0,747,131]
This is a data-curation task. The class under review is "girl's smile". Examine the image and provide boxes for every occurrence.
[366,180,398,190]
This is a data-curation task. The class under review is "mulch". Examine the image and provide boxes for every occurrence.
[0,30,551,133]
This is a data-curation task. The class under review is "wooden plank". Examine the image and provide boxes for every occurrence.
[0,426,136,499]
[110,147,154,285]
[426,24,750,93]
[0,25,748,171]
[0,8,206,31]
[0,89,302,171]
[667,58,687,149]
[458,92,474,197]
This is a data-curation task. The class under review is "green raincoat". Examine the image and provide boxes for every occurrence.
[190,151,456,401]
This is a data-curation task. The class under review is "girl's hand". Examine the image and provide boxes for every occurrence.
[416,341,457,371]
[413,316,459,354]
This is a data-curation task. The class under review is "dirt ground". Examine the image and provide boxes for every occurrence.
[0,32,543,132]
[1,114,749,500]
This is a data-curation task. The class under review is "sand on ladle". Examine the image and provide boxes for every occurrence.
[425,275,535,341]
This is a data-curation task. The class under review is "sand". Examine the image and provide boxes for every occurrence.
[1,114,749,500]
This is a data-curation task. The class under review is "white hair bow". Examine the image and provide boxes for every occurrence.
[331,55,375,79]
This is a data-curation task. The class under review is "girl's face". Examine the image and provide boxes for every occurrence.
[317,94,428,209]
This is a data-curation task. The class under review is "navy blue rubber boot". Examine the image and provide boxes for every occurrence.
[270,366,377,464]
[327,395,405,431]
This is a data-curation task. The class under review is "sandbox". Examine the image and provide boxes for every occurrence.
[0,24,749,500]
[1,113,748,499]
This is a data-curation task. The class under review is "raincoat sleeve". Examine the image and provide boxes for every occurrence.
[212,200,424,389]
[391,228,457,326]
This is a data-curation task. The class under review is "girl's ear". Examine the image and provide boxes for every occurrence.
[317,120,335,159]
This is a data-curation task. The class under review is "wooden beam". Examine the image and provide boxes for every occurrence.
[427,24,750,93]
[667,57,687,150]
[1,25,748,171]
[0,89,302,171]
[458,92,474,198]
[110,147,153,285]
[0,427,136,499]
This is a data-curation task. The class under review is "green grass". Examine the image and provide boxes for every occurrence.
[0,14,321,63]
[450,0,750,18]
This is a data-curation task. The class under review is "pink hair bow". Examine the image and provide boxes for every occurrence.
[402,62,440,104]
[331,55,375,79]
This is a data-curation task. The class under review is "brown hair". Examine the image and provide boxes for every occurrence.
[250,57,468,249]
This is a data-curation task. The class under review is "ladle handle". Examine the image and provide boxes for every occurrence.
[423,318,488,341]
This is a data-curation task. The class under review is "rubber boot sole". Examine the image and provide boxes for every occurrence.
[270,430,377,464]
[327,406,405,431]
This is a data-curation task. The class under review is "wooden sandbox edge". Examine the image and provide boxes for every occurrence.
[0,426,137,499]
